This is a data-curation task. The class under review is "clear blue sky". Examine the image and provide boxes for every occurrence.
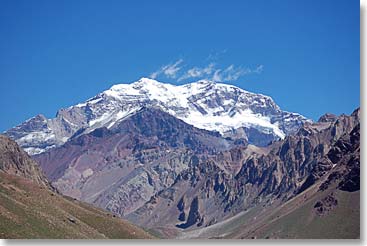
[0,0,359,132]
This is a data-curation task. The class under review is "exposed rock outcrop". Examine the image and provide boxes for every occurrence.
[0,135,50,187]
[5,78,310,155]
[129,108,360,231]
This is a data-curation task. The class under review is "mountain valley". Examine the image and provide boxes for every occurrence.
[1,79,360,239]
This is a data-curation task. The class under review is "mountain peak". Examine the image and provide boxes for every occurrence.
[5,78,310,154]
[132,77,164,85]
[195,79,216,85]
[107,77,165,97]
[136,77,161,84]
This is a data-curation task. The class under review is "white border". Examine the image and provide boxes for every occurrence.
[0,1,364,245]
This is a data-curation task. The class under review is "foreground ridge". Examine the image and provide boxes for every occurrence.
[0,135,154,239]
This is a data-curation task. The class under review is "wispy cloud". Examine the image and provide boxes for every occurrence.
[213,64,259,82]
[212,69,222,82]
[254,64,264,74]
[178,64,264,82]
[177,63,215,82]
[149,56,263,82]
[150,59,183,79]
[206,49,227,61]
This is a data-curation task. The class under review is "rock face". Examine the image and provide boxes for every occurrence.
[0,134,50,187]
[0,136,153,239]
[318,113,338,123]
[313,193,338,216]
[30,101,359,234]
[177,197,202,229]
[34,107,232,216]
[127,108,360,231]
[4,78,309,155]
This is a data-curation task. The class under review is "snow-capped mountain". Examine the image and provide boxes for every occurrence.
[4,78,310,155]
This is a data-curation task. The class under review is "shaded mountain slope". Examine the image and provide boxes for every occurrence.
[128,108,359,237]
[176,182,359,239]
[174,117,360,238]
[35,107,231,182]
[0,135,49,187]
[34,107,232,217]
[0,172,154,239]
[30,107,359,239]
[0,135,153,239]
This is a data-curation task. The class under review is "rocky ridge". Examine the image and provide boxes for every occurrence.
[33,107,231,216]
[0,134,50,187]
[33,104,359,234]
[0,134,153,239]
[5,78,310,154]
[127,108,360,232]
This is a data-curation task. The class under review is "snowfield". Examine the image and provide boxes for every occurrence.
[4,78,310,154]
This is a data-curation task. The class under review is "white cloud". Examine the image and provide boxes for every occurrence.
[207,64,264,82]
[222,65,249,81]
[212,69,222,82]
[150,59,184,79]
[149,71,160,80]
[177,63,215,81]
[149,57,263,83]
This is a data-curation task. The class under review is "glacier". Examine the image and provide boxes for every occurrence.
[4,77,310,154]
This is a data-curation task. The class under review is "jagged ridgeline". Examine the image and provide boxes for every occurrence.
[2,78,360,239]
[5,78,309,155]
